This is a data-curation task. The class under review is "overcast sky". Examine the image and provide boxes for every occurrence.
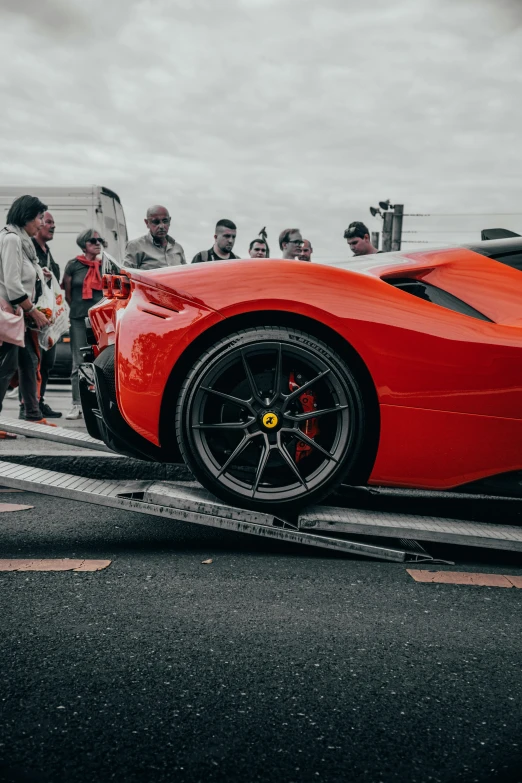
[1,0,521,260]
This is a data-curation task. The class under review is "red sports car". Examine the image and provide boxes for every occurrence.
[80,238,522,512]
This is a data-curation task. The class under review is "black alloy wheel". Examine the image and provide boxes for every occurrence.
[176,327,369,513]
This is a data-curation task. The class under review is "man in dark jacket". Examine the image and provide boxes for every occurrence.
[192,219,238,263]
[30,211,62,418]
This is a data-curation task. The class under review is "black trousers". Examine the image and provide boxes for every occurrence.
[40,343,56,401]
[0,341,19,414]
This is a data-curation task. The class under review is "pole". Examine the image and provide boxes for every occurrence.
[391,204,404,251]
[382,211,393,252]
[371,231,380,250]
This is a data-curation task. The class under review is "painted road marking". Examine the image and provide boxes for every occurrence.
[0,559,111,572]
[407,569,522,588]
[0,503,33,513]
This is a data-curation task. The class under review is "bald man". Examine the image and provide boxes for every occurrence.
[298,239,313,262]
[124,205,186,269]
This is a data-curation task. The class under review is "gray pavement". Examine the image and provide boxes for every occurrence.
[0,491,522,783]
[1,386,522,782]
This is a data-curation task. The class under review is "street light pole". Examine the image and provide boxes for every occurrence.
[382,211,393,252]
[391,204,404,251]
[369,201,405,252]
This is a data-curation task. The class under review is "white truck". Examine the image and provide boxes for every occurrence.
[0,185,128,274]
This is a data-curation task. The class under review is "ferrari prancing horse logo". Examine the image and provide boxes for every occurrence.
[262,412,279,429]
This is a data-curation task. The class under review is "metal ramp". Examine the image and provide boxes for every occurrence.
[1,415,521,559]
[300,505,522,553]
[0,416,110,452]
[0,460,428,562]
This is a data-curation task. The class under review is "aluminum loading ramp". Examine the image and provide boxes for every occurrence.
[0,461,426,562]
[1,415,521,558]
[0,416,110,452]
[300,505,522,553]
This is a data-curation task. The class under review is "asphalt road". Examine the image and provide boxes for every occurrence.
[1,486,522,783]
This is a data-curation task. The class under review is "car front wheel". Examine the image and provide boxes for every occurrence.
[176,326,369,513]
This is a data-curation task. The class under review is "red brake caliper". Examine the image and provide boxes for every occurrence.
[288,371,319,463]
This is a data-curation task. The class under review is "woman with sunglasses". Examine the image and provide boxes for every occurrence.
[62,229,104,419]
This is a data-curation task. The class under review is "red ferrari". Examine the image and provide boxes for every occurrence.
[80,238,522,512]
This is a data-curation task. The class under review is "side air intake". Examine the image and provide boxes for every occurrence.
[383,278,493,322]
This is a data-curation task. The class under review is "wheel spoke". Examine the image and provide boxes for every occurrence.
[282,368,331,403]
[216,433,259,478]
[201,386,254,413]
[193,418,255,430]
[277,435,308,489]
[267,343,283,405]
[284,404,349,422]
[252,439,270,495]
[240,350,265,404]
[283,428,339,463]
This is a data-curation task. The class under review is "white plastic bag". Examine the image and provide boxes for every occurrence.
[36,271,70,351]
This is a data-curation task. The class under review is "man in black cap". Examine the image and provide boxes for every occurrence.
[344,221,379,256]
[31,211,62,418]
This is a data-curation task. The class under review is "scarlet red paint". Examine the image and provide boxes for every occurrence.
[90,248,522,489]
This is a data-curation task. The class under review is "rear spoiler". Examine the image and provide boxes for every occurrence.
[481,228,521,241]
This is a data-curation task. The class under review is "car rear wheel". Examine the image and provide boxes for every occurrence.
[175,327,369,513]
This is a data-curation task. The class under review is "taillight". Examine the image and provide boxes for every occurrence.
[102,274,131,300]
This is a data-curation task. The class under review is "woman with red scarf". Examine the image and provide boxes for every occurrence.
[62,229,104,419]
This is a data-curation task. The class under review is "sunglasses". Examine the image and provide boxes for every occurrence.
[87,237,103,244]
[149,218,171,225]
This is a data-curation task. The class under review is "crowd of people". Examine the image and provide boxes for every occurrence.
[0,195,380,436]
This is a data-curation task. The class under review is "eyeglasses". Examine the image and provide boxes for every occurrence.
[287,239,304,246]
[87,237,103,244]
[149,218,171,225]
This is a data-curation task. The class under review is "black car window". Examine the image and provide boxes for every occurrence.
[384,278,493,322]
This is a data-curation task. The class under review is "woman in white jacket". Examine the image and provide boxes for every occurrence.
[0,195,50,436]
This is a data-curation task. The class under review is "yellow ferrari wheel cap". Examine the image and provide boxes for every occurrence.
[262,412,279,429]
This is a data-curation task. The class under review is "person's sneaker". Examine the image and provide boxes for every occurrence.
[6,388,18,399]
[65,405,83,420]
[40,401,63,419]
[27,418,58,427]
[18,404,26,420]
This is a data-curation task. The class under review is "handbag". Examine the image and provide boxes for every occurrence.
[0,296,25,347]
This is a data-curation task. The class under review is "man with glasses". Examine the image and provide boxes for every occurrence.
[124,205,186,269]
[278,228,304,259]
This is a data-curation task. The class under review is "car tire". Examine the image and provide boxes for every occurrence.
[176,326,369,514]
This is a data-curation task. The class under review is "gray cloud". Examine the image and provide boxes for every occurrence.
[2,0,86,34]
[0,0,520,260]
